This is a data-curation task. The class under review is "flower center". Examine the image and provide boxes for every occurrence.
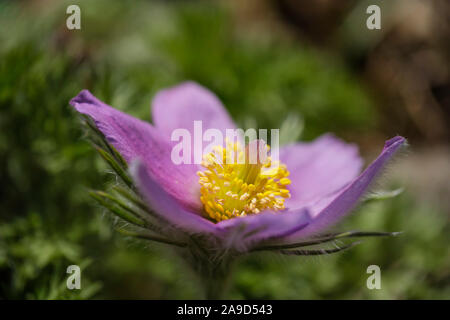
[197,140,291,222]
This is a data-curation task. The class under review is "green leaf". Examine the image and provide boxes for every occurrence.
[112,185,150,213]
[95,147,133,189]
[82,115,128,169]
[363,188,404,203]
[254,230,401,251]
[115,228,186,247]
[278,241,361,256]
[279,113,304,145]
[89,191,145,227]
[94,190,147,222]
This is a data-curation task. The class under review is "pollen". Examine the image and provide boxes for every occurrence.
[197,140,291,222]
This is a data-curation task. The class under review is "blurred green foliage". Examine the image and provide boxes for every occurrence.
[0,0,448,299]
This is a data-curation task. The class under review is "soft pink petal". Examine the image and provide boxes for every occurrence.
[151,81,237,139]
[70,90,201,211]
[280,134,363,209]
[282,136,407,241]
[217,208,312,250]
[131,161,220,235]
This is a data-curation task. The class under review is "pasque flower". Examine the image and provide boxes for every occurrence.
[71,82,405,298]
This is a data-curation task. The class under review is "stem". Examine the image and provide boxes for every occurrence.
[203,265,232,300]
[184,239,235,299]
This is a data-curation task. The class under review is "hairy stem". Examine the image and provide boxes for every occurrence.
[184,238,236,299]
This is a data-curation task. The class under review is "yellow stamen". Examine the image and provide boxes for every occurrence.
[198,140,291,222]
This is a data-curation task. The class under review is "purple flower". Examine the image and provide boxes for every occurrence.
[70,81,406,252]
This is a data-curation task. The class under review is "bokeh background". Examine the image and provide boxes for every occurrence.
[0,0,449,299]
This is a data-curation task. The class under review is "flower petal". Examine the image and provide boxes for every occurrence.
[151,81,237,138]
[70,90,201,211]
[131,161,220,235]
[283,136,407,241]
[217,208,312,250]
[280,134,363,209]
